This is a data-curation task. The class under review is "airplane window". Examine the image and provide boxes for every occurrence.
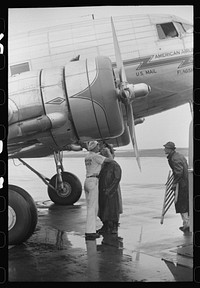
[10,62,30,76]
[175,22,193,34]
[156,22,178,40]
[70,55,80,62]
[182,23,193,33]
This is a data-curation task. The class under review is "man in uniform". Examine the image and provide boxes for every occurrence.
[84,140,113,240]
[163,141,190,233]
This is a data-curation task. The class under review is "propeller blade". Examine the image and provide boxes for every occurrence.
[127,104,141,171]
[111,17,127,83]
[111,17,141,171]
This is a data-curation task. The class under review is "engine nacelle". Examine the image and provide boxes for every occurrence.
[66,56,124,141]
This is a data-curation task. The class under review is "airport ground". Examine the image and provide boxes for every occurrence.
[8,156,193,282]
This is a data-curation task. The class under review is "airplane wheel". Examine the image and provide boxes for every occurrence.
[48,172,82,205]
[8,185,38,245]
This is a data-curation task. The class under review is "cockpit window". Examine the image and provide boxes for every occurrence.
[156,22,178,40]
[182,23,193,33]
[175,22,193,34]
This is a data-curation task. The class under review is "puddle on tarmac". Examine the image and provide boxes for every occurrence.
[30,226,176,280]
[9,223,192,281]
[9,225,184,282]
[67,232,87,249]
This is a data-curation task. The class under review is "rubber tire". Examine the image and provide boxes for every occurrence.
[47,172,82,205]
[9,185,38,245]
[9,185,38,240]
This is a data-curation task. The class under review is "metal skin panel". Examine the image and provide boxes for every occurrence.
[8,66,79,152]
[67,56,124,141]
[39,66,78,149]
[108,123,130,147]
[9,70,44,123]
[8,115,52,141]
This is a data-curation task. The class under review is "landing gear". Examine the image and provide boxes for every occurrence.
[8,185,38,245]
[47,151,82,205]
[48,172,82,205]
[17,150,82,205]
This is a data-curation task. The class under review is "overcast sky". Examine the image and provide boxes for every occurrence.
[8,6,193,149]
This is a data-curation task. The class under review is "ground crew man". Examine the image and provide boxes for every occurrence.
[84,140,113,240]
[163,141,190,233]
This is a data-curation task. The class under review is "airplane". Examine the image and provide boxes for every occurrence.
[8,13,193,245]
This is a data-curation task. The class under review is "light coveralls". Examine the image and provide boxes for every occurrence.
[84,152,105,234]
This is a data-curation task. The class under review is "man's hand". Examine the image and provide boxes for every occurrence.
[171,184,177,191]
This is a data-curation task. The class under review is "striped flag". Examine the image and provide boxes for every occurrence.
[160,171,176,224]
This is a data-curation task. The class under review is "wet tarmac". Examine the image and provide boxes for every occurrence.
[8,157,193,282]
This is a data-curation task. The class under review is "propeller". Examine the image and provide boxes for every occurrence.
[111,17,142,171]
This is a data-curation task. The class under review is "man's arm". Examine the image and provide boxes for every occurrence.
[172,158,184,185]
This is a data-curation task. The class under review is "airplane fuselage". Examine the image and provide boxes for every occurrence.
[8,14,193,156]
[9,14,193,117]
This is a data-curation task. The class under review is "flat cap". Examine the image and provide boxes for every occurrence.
[163,141,176,149]
[88,141,98,151]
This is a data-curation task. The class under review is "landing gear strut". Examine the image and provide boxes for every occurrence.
[47,151,82,205]
[17,151,82,205]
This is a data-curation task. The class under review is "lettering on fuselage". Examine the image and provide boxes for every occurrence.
[177,67,193,75]
[136,69,157,77]
[132,48,193,77]
[154,48,192,59]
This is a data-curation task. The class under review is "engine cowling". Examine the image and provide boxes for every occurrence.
[107,123,130,147]
[66,56,124,141]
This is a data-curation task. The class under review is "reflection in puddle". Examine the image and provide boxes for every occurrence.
[85,235,126,281]
[101,234,124,249]
[9,222,192,282]
[86,240,99,281]
[56,230,65,249]
[9,227,179,282]
[66,232,86,249]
